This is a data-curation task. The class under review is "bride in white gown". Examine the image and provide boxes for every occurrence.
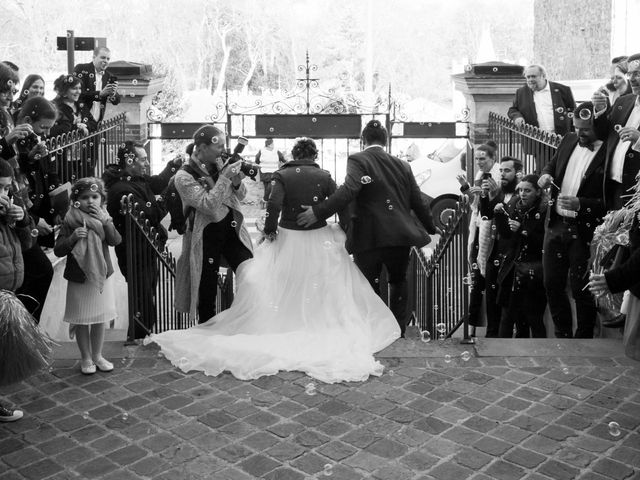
[145,138,400,383]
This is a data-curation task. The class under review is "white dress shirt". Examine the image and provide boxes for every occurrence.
[90,71,103,120]
[557,140,603,218]
[610,98,640,183]
[533,82,555,132]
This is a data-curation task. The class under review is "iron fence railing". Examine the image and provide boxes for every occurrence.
[488,112,562,174]
[408,196,472,341]
[120,195,234,340]
[46,113,126,183]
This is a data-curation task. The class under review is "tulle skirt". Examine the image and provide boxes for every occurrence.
[145,225,400,383]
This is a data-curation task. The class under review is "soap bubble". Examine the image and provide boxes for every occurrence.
[305,382,316,396]
[461,351,471,362]
[323,464,333,476]
[444,355,452,363]
[360,176,372,184]
[420,330,431,343]
[608,421,621,437]
[145,202,151,208]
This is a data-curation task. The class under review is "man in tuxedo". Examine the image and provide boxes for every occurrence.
[538,101,607,339]
[296,120,437,337]
[73,46,120,123]
[593,52,640,211]
[508,64,576,135]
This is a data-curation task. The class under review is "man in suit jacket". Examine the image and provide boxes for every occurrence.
[538,101,607,339]
[593,52,640,211]
[73,46,120,123]
[508,64,575,135]
[296,120,437,337]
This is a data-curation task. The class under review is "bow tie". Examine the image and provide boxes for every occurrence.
[580,143,594,152]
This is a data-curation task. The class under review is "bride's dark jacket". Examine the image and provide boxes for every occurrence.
[265,159,345,233]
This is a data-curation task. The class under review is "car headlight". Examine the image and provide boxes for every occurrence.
[415,169,432,186]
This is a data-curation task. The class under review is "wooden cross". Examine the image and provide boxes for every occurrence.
[56,30,107,74]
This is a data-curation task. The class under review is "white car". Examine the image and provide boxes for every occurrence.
[409,139,466,230]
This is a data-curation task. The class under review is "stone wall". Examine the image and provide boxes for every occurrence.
[534,0,611,79]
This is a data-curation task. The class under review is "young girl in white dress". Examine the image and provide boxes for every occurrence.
[146,138,400,383]
[54,178,121,374]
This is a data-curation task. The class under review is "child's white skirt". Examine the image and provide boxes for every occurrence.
[63,276,117,325]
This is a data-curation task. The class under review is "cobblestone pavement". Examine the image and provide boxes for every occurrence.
[1,338,639,480]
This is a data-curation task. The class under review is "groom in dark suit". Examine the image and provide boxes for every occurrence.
[297,120,437,336]
[73,46,120,123]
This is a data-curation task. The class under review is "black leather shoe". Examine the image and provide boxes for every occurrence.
[602,314,626,328]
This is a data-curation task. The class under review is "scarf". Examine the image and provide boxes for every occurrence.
[64,206,107,292]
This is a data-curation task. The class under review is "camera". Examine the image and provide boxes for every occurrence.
[221,136,261,181]
[108,75,118,84]
[481,172,492,180]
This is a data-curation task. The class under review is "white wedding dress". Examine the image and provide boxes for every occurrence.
[144,224,400,383]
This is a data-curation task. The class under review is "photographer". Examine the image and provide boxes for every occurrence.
[9,97,60,321]
[456,141,501,337]
[174,125,253,323]
[73,46,120,123]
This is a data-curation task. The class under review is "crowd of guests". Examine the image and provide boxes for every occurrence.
[0,47,121,421]
[2,51,640,423]
[468,55,640,363]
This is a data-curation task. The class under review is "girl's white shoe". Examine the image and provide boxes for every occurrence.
[93,357,114,372]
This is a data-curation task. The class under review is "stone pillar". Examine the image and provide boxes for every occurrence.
[103,60,165,143]
[452,62,525,145]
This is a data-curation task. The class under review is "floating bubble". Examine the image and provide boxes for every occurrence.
[608,421,621,437]
[361,175,372,184]
[145,202,152,208]
[557,253,562,258]
[30,229,39,237]
[90,183,99,192]
[73,201,81,208]
[436,323,446,333]
[578,108,592,121]
[323,241,332,249]
[82,411,89,420]
[101,138,106,143]
[461,351,471,362]
[420,330,431,343]
[471,263,478,270]
[388,369,394,376]
[562,367,569,374]
[313,196,318,202]
[614,124,623,133]
[208,258,214,264]
[323,464,333,476]
[296,168,301,173]
[444,355,452,363]
[305,382,316,395]
[388,205,394,211]
[481,216,488,221]
[231,220,237,228]
[493,259,500,266]
[121,413,129,422]
[132,79,138,85]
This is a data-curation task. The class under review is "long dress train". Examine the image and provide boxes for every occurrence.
[145,224,400,383]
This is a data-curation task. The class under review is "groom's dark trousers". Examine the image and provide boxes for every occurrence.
[310,145,436,337]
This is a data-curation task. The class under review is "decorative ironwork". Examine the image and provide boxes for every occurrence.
[488,112,561,174]
[225,52,390,116]
[408,196,473,342]
[45,113,126,183]
[120,194,234,338]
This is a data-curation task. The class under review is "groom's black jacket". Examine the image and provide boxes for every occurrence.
[313,146,436,254]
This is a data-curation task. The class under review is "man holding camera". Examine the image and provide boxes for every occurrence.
[73,46,120,123]
[174,125,253,323]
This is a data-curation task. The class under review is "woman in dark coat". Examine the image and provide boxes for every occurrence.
[494,174,548,338]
